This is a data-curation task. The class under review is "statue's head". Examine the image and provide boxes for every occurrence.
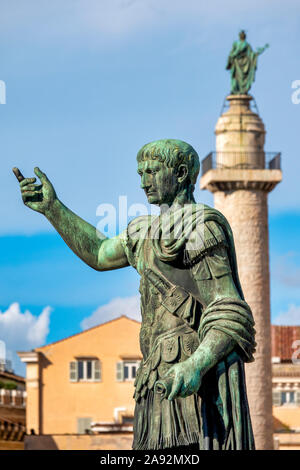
[239,30,246,41]
[137,139,200,206]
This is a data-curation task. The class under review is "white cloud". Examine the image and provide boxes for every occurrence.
[81,295,141,330]
[273,304,300,326]
[0,303,51,374]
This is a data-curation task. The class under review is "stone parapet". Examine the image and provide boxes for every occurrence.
[273,432,300,450]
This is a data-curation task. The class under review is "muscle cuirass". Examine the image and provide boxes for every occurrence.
[134,233,201,403]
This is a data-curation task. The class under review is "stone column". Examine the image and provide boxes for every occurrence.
[18,351,41,435]
[200,94,282,450]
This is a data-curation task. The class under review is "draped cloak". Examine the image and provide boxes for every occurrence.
[226,40,258,94]
[120,203,256,450]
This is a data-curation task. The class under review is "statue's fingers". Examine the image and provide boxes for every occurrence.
[168,376,183,401]
[22,189,42,197]
[178,383,193,398]
[21,184,42,191]
[34,167,49,183]
[20,178,37,188]
[12,167,25,182]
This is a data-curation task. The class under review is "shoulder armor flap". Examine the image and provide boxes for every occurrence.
[185,220,227,264]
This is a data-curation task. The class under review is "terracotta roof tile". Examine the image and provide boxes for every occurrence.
[271,325,300,361]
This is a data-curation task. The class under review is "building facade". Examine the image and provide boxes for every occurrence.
[272,325,300,449]
[18,316,142,450]
[0,369,26,449]
[19,316,300,450]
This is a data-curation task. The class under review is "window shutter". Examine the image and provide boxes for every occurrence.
[70,361,78,382]
[93,360,101,382]
[272,390,282,407]
[295,390,300,405]
[116,361,124,382]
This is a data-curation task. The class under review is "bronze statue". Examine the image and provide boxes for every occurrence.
[226,30,269,94]
[13,139,256,450]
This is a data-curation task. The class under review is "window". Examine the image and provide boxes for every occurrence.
[124,362,138,380]
[273,389,300,406]
[69,359,101,382]
[122,416,134,425]
[78,360,93,380]
[116,361,141,382]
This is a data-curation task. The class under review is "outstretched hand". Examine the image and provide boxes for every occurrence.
[13,167,57,215]
[163,357,203,401]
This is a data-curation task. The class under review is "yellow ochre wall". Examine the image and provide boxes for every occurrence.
[30,316,142,435]
[273,406,300,431]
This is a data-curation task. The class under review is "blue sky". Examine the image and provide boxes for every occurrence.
[0,0,300,375]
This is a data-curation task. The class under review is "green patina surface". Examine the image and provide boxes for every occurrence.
[13,138,256,450]
[226,30,269,94]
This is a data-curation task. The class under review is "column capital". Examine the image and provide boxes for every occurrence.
[17,351,40,364]
[200,168,282,193]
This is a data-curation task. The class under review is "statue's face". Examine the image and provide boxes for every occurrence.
[137,158,179,206]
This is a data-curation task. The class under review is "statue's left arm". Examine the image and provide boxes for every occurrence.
[166,274,239,399]
[256,43,269,55]
[164,238,252,400]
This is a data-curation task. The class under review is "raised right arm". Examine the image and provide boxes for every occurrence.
[13,167,129,271]
[45,199,129,271]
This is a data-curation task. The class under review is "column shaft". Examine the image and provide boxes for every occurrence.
[214,189,273,450]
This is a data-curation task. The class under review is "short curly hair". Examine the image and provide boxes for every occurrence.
[137,139,200,191]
